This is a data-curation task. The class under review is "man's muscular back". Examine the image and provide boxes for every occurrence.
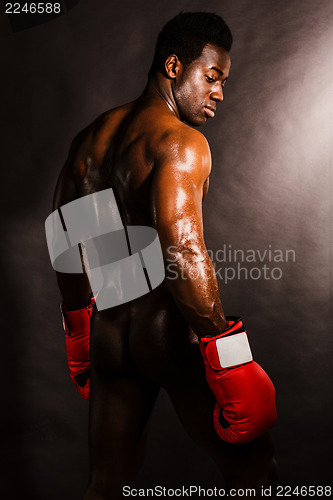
[53,96,216,381]
[54,98,208,225]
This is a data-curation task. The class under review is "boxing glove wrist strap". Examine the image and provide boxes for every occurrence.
[60,296,96,334]
[200,317,253,369]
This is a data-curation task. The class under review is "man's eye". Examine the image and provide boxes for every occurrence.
[205,76,216,83]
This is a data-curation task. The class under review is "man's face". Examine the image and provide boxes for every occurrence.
[172,44,231,126]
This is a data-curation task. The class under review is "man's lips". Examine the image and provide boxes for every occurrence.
[204,106,216,118]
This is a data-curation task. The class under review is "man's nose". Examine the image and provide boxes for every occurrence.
[211,84,223,102]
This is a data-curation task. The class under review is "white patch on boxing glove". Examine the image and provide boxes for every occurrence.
[216,332,253,368]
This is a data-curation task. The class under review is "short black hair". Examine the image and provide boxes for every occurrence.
[149,12,233,77]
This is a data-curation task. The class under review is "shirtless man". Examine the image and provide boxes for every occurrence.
[51,12,277,499]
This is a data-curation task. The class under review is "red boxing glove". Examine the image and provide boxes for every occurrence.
[60,296,95,400]
[199,317,277,444]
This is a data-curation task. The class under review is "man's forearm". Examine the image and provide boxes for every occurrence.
[165,248,227,337]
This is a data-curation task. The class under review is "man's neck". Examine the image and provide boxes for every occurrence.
[141,74,181,120]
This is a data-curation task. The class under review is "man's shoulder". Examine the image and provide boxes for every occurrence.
[69,102,134,164]
[156,120,210,163]
[76,102,134,142]
[94,102,135,128]
[151,119,212,185]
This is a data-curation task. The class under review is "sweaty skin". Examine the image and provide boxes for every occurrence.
[53,44,277,499]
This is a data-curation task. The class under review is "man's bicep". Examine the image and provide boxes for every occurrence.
[150,155,226,336]
[52,140,92,308]
[151,162,206,260]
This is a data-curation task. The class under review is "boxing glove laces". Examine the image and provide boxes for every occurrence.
[199,317,277,444]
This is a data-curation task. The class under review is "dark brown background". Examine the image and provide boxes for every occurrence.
[1,0,332,498]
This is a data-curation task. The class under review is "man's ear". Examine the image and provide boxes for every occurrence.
[164,54,183,79]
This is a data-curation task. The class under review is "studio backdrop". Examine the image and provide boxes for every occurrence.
[1,0,332,498]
